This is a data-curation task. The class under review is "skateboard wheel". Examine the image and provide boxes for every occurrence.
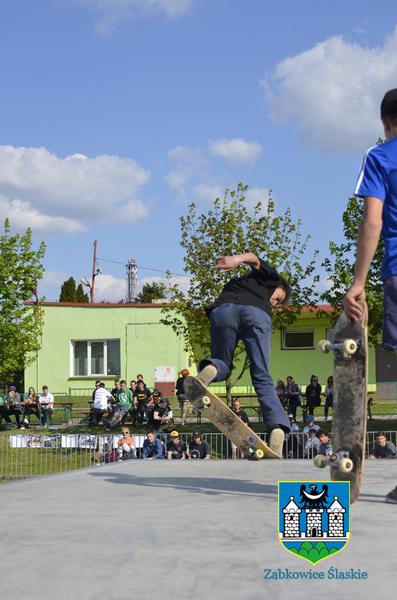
[318,339,330,353]
[339,457,353,473]
[343,339,357,355]
[255,448,265,459]
[313,455,327,468]
[202,396,211,407]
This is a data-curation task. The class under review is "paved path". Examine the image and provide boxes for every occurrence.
[1,460,396,599]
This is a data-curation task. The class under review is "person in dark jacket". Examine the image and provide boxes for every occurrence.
[175,369,189,426]
[305,375,322,416]
[192,253,291,457]
[142,430,164,459]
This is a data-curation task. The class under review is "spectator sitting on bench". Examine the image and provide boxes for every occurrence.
[0,392,9,427]
[21,387,40,429]
[116,427,137,460]
[142,430,164,459]
[370,432,397,459]
[105,380,133,430]
[147,391,173,432]
[133,380,151,425]
[90,382,114,426]
[303,415,320,436]
[39,386,54,428]
[7,385,22,428]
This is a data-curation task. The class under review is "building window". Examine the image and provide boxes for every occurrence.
[282,330,314,350]
[71,339,120,376]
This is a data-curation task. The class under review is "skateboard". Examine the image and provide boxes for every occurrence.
[183,376,280,459]
[316,303,368,502]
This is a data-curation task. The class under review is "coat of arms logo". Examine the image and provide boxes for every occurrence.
[278,480,350,564]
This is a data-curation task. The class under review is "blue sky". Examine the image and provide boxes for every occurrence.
[1,0,396,300]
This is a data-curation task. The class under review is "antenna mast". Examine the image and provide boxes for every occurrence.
[126,259,137,302]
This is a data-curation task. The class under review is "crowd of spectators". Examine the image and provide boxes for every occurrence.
[0,385,54,429]
[275,374,334,422]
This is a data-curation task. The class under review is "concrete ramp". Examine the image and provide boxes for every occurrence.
[0,460,396,599]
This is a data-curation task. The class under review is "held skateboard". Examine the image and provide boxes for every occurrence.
[316,303,368,502]
[183,376,280,459]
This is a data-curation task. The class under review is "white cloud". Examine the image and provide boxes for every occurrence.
[0,145,150,234]
[139,274,191,296]
[193,183,223,202]
[264,27,397,151]
[79,0,194,33]
[94,273,127,301]
[245,187,269,210]
[209,138,262,163]
[165,145,205,197]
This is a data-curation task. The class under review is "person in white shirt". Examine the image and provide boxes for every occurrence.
[89,383,114,426]
[39,385,54,428]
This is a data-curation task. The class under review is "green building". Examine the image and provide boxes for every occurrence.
[24,302,378,395]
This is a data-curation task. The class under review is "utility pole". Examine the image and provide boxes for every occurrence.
[91,240,98,303]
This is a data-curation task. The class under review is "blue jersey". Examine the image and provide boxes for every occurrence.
[355,137,397,280]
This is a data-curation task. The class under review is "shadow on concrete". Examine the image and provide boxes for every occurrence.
[90,471,278,497]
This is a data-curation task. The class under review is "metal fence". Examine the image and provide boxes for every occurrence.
[1,430,396,482]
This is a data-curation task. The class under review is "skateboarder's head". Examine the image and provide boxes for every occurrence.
[381,89,397,138]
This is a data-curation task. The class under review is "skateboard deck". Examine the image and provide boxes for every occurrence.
[316,303,368,503]
[183,375,280,459]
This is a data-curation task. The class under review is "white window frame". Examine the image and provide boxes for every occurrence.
[281,330,314,350]
[70,339,119,377]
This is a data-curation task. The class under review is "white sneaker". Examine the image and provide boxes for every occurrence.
[197,365,217,387]
[269,428,285,457]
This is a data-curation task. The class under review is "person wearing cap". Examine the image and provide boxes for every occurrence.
[192,253,292,457]
[303,415,320,436]
[188,432,210,459]
[343,88,397,504]
[175,369,190,426]
[166,430,188,459]
[6,385,22,428]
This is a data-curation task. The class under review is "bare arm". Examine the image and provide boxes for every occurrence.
[215,253,260,272]
[343,197,383,320]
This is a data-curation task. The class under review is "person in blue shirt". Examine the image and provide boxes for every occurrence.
[343,88,397,504]
[142,430,164,460]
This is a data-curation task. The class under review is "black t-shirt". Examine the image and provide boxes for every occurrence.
[233,408,249,424]
[189,440,210,459]
[208,259,288,317]
[167,440,187,459]
[134,390,151,407]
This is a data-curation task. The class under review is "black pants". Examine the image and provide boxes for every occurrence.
[23,405,40,424]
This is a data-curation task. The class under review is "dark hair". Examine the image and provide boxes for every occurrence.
[120,380,126,385]
[278,280,292,304]
[317,429,330,439]
[99,382,105,388]
[147,429,155,435]
[376,431,387,438]
[381,89,397,123]
[95,380,101,385]
[42,385,48,390]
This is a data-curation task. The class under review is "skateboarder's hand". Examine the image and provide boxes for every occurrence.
[215,256,242,271]
[343,284,365,321]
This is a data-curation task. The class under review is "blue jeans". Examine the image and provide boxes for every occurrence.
[199,303,290,432]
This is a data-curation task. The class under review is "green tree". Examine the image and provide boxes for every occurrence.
[321,196,384,346]
[59,277,89,303]
[161,183,319,400]
[0,219,46,380]
[76,283,89,303]
[135,282,167,303]
[59,277,77,302]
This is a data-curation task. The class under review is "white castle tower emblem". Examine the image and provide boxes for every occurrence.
[281,484,347,542]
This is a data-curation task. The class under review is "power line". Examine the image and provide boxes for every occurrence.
[96,257,186,277]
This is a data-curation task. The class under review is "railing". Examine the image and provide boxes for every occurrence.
[1,430,396,482]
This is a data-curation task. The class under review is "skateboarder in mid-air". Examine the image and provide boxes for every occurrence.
[343,88,397,504]
[195,252,292,456]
